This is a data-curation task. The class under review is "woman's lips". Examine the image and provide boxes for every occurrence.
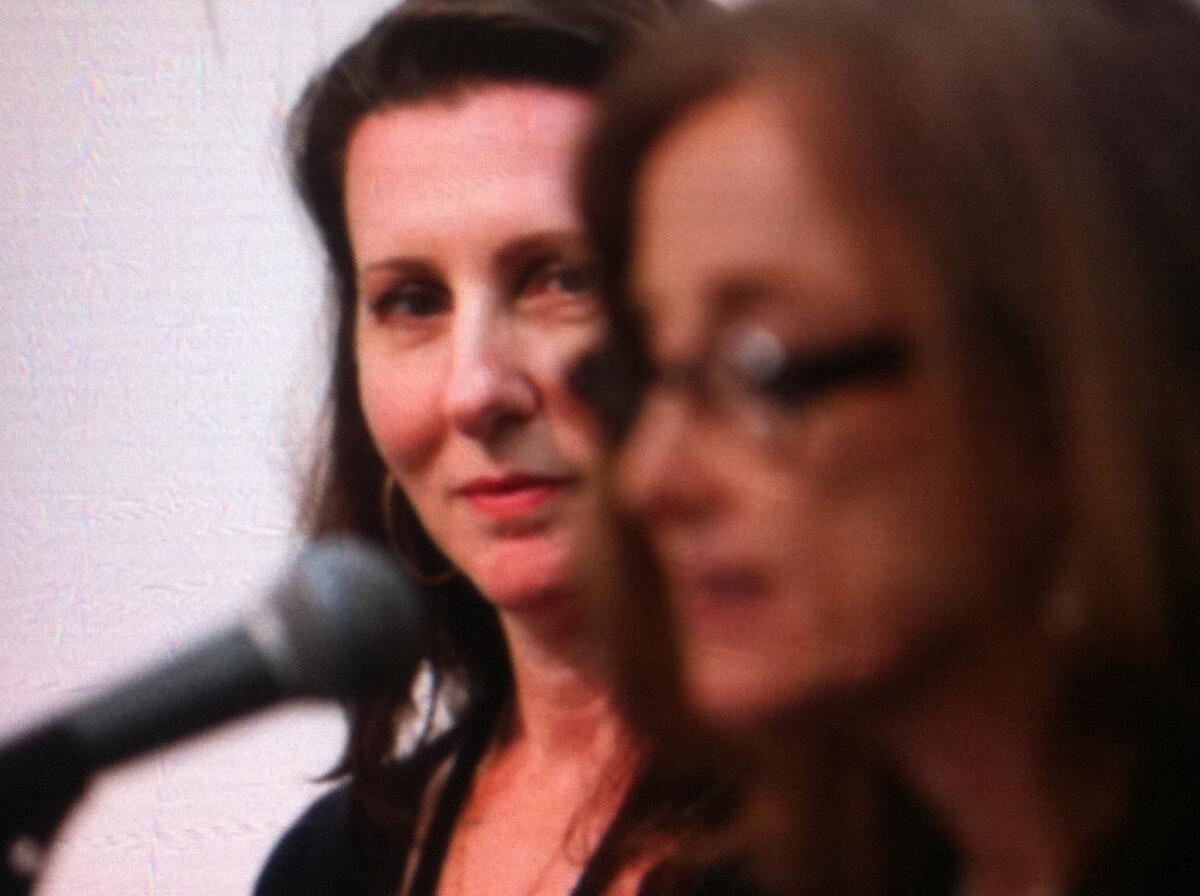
[458,474,574,519]
[668,561,771,635]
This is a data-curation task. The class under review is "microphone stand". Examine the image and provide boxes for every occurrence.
[0,623,291,894]
[0,537,428,894]
[0,725,92,896]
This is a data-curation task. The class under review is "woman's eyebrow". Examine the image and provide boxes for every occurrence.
[494,229,589,273]
[354,257,441,300]
[359,255,434,277]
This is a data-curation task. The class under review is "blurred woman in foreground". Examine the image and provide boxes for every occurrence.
[578,0,1200,892]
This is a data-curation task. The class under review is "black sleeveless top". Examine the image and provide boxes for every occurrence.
[253,713,759,896]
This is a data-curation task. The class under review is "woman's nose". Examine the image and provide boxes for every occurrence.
[443,313,539,441]
[617,393,710,523]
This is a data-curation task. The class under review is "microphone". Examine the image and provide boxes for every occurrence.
[0,538,428,890]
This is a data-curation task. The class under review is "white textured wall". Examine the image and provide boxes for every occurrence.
[0,3,391,893]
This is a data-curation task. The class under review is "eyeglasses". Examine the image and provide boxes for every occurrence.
[572,321,913,441]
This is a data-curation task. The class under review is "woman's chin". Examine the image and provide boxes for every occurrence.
[464,542,578,615]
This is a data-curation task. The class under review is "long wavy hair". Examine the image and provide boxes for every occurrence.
[287,0,732,870]
[579,0,1200,890]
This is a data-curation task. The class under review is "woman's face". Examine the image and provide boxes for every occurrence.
[621,87,1035,724]
[345,85,603,610]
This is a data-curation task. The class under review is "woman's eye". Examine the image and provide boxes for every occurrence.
[369,280,449,320]
[545,262,597,296]
[519,259,599,307]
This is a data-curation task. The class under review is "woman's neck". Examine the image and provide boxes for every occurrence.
[877,623,1081,896]
[428,599,639,896]
[495,596,634,766]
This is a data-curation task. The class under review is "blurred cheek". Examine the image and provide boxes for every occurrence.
[778,384,964,539]
[799,390,994,618]
[778,394,982,606]
[792,384,920,479]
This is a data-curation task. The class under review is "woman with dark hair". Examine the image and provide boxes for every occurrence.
[254,2,743,895]
[578,0,1200,893]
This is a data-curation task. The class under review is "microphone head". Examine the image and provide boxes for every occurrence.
[251,539,430,699]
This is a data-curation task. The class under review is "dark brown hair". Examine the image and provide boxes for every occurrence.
[288,0,714,822]
[580,0,1200,890]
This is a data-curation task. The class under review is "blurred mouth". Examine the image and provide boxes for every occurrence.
[669,561,771,633]
[458,473,576,520]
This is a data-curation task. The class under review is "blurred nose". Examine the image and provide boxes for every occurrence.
[443,301,538,441]
[617,392,710,523]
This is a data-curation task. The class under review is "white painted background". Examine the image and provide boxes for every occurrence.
[0,3,392,893]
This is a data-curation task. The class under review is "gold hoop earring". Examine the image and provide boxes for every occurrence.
[381,473,457,585]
